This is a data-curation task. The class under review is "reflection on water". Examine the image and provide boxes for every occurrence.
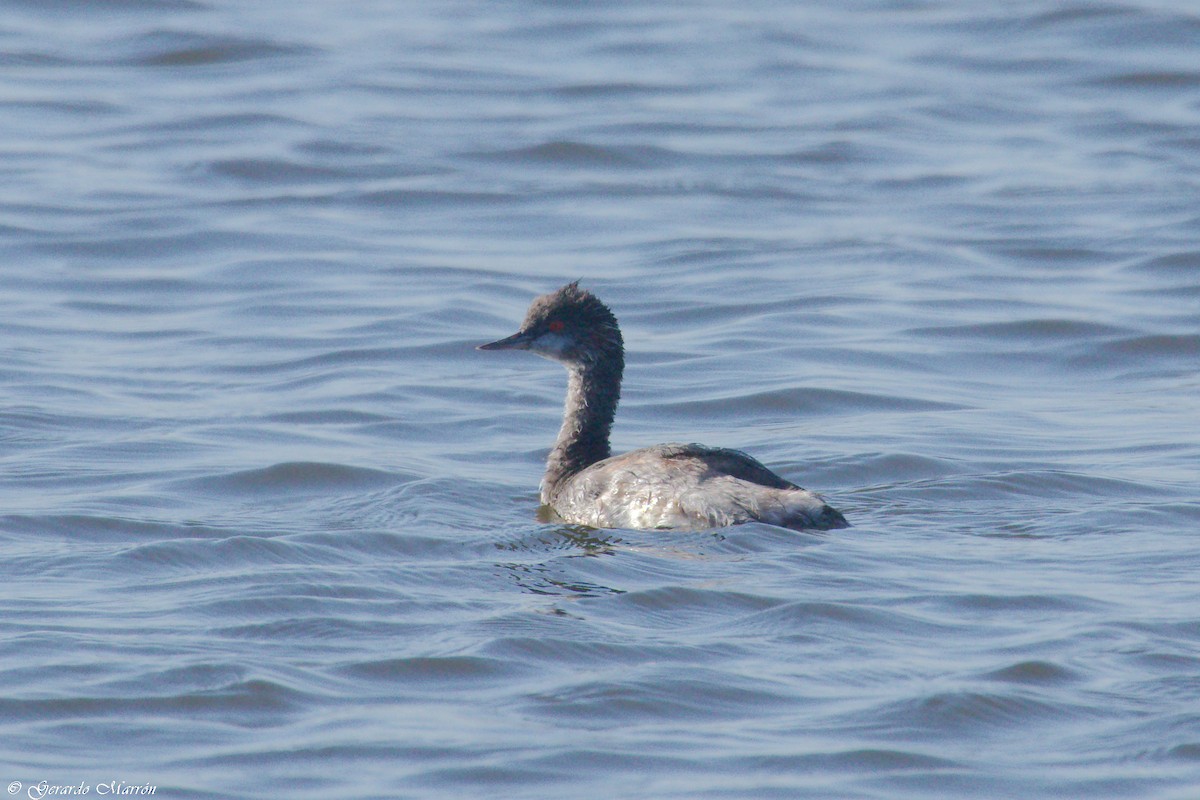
[496,524,625,597]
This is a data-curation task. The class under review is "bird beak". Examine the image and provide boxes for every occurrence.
[478,330,533,351]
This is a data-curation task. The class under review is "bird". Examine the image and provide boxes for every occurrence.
[479,281,848,531]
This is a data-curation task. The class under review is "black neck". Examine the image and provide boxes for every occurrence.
[541,353,623,502]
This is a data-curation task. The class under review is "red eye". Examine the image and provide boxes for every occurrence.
[548,320,565,333]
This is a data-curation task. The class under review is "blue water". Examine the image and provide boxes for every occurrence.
[2,1,1199,798]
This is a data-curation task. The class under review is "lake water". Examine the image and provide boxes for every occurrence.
[2,1,1199,797]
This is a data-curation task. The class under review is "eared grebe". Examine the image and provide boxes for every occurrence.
[479,282,849,531]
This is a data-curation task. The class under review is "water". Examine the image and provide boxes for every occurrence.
[2,1,1199,797]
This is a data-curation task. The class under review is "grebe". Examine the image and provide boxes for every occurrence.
[479,282,848,531]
